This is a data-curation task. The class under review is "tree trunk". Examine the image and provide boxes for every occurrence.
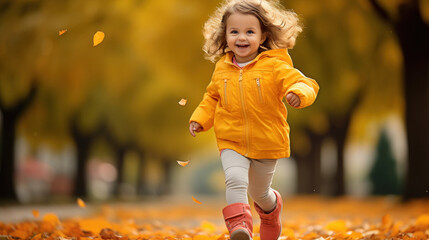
[160,158,173,195]
[329,87,364,196]
[395,3,429,199]
[330,120,347,196]
[100,123,128,197]
[295,155,315,194]
[70,115,92,198]
[368,0,429,199]
[113,146,126,196]
[0,84,37,202]
[136,150,146,195]
[403,53,429,199]
[0,110,18,201]
[294,128,323,194]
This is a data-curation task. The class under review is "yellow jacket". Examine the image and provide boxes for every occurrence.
[190,49,319,159]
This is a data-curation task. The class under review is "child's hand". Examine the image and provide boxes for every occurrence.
[189,121,203,137]
[286,92,301,107]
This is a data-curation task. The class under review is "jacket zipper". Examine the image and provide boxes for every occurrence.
[223,79,228,106]
[256,78,263,104]
[238,70,250,157]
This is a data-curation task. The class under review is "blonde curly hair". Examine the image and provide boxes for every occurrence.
[203,0,302,62]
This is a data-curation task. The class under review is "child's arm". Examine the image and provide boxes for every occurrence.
[189,80,219,136]
[276,63,319,108]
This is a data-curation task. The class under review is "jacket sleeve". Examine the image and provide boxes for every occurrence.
[275,62,319,109]
[189,79,219,131]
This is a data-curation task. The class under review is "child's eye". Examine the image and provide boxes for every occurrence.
[247,30,254,34]
[230,30,238,34]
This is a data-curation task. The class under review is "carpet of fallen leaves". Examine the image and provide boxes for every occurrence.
[1,196,429,240]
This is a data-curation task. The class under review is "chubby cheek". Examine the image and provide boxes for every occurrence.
[226,37,235,47]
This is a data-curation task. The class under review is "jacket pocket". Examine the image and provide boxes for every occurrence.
[222,78,229,108]
[255,77,265,105]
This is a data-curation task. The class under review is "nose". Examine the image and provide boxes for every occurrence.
[238,33,246,41]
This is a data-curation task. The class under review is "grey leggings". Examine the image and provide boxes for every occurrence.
[221,149,278,212]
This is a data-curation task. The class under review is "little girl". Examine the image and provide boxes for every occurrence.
[189,0,319,239]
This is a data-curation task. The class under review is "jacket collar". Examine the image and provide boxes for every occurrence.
[222,49,293,67]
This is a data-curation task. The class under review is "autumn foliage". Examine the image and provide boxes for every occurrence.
[1,197,429,240]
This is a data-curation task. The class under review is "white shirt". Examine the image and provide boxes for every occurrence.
[236,60,252,68]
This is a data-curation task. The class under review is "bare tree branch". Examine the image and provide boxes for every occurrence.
[368,0,394,24]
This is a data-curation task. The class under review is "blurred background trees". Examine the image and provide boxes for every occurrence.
[367,0,429,200]
[0,0,427,203]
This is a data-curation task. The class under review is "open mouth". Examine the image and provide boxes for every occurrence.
[236,44,249,48]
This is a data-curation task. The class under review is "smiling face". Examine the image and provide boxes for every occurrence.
[226,12,266,63]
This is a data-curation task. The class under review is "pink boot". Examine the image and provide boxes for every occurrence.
[222,203,253,240]
[254,190,282,240]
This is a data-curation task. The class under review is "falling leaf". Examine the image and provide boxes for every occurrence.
[93,31,105,46]
[178,98,187,106]
[177,160,189,167]
[32,209,40,218]
[58,29,67,36]
[77,198,86,208]
[192,196,202,204]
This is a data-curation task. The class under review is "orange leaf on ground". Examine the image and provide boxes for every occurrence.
[32,233,42,240]
[390,221,402,236]
[178,98,187,106]
[10,229,28,239]
[78,218,113,233]
[347,232,364,240]
[93,31,105,46]
[32,209,40,218]
[100,228,123,240]
[177,160,189,167]
[51,230,66,238]
[192,196,202,204]
[325,219,347,232]
[200,221,216,233]
[193,235,210,240]
[416,214,429,228]
[2,196,429,239]
[413,231,427,239]
[59,29,67,35]
[43,213,60,226]
[77,198,86,208]
[282,228,295,239]
[381,214,393,228]
[303,232,318,239]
